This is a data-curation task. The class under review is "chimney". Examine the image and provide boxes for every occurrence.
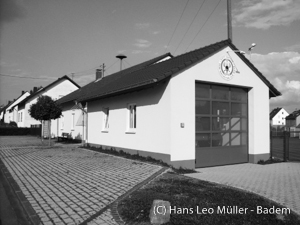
[96,69,102,80]
[21,90,25,95]
[33,87,38,93]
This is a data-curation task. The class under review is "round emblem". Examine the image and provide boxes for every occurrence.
[219,57,235,80]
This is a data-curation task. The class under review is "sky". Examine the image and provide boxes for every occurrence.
[0,0,299,113]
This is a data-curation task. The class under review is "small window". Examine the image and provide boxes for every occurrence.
[102,108,109,131]
[127,104,136,133]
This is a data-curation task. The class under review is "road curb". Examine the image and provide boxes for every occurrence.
[79,166,168,225]
[0,158,41,225]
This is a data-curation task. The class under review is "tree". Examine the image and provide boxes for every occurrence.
[29,95,62,146]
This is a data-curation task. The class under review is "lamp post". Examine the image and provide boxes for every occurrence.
[248,43,256,61]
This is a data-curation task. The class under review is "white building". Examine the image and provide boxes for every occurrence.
[65,40,281,169]
[16,75,80,128]
[270,107,289,126]
[3,91,30,125]
[52,54,173,141]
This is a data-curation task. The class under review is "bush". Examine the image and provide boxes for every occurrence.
[9,121,18,127]
[0,127,41,136]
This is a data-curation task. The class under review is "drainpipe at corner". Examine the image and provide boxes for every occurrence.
[74,101,88,146]
[85,102,88,145]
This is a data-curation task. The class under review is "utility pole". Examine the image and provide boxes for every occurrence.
[227,0,232,42]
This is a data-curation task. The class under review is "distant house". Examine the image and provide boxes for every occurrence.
[0,101,13,123]
[286,109,300,128]
[3,91,31,126]
[16,75,80,130]
[51,53,173,142]
[269,107,289,126]
[68,39,281,169]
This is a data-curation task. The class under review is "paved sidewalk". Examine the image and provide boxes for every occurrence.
[0,143,162,225]
[185,163,300,216]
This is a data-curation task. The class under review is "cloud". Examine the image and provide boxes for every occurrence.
[131,50,150,54]
[152,31,161,35]
[285,43,300,52]
[233,0,300,29]
[0,0,26,23]
[135,23,150,29]
[251,51,300,112]
[133,39,152,48]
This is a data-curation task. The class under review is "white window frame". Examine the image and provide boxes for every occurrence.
[126,104,136,134]
[102,107,109,132]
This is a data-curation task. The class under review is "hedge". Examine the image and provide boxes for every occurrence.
[0,127,41,136]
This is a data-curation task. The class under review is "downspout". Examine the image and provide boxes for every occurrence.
[57,117,59,141]
[74,101,88,146]
[85,102,88,145]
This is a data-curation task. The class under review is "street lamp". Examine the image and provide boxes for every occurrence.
[248,43,256,61]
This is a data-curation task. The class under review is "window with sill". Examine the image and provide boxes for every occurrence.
[102,108,109,131]
[127,104,136,132]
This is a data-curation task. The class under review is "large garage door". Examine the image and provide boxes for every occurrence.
[195,83,248,167]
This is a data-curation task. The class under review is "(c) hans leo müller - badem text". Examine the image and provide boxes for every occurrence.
[168,206,290,215]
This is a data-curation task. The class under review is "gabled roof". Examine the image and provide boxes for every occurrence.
[57,53,173,105]
[0,101,13,114]
[74,39,280,103]
[286,110,300,120]
[7,91,30,112]
[56,40,280,104]
[17,75,80,107]
[270,107,283,120]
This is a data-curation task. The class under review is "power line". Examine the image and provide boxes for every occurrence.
[105,59,119,72]
[164,0,190,53]
[124,59,131,68]
[0,73,56,80]
[69,66,99,75]
[174,0,206,55]
[184,0,222,53]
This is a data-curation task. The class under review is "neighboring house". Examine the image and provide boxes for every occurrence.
[69,39,281,169]
[269,107,289,126]
[0,101,13,123]
[3,91,31,126]
[51,53,173,142]
[16,75,80,129]
[286,109,300,128]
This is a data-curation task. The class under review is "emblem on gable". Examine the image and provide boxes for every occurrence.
[219,56,237,81]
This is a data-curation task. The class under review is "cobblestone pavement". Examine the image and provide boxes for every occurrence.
[0,138,162,225]
[186,163,300,216]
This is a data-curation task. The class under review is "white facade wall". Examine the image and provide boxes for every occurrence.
[21,79,78,127]
[51,105,85,140]
[88,81,171,157]
[86,46,274,167]
[169,46,271,164]
[271,109,289,125]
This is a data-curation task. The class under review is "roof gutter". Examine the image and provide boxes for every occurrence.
[78,76,170,103]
